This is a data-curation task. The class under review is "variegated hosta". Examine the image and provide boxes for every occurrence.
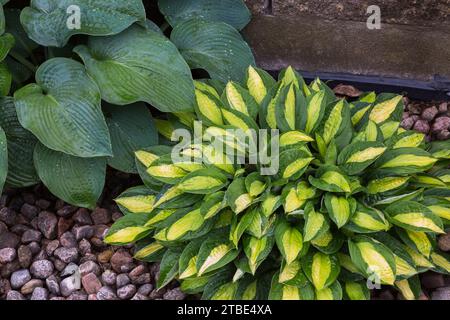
[105,66,450,300]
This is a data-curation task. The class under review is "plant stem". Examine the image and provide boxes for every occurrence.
[9,51,37,73]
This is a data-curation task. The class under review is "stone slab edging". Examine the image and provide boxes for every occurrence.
[242,13,450,94]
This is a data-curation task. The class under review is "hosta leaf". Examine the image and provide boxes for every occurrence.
[171,18,255,82]
[303,203,329,242]
[309,166,352,193]
[201,191,225,219]
[194,88,224,126]
[245,66,276,105]
[4,8,38,58]
[260,192,282,217]
[177,168,228,194]
[324,194,356,228]
[389,131,425,149]
[274,84,305,132]
[395,275,421,300]
[20,0,146,47]
[134,240,165,262]
[343,281,370,300]
[428,140,450,159]
[278,261,309,288]
[158,248,182,289]
[245,172,267,197]
[178,239,204,279]
[320,99,349,145]
[368,94,403,125]
[315,281,342,300]
[374,148,437,175]
[230,208,257,247]
[114,186,157,215]
[385,201,444,234]
[275,219,304,264]
[14,58,112,158]
[0,97,39,187]
[225,177,253,214]
[243,235,274,274]
[135,145,172,189]
[371,232,417,279]
[367,176,410,195]
[345,203,390,233]
[282,183,304,213]
[75,24,195,112]
[337,141,386,175]
[104,103,158,173]
[348,235,397,285]
[104,213,151,245]
[223,81,259,119]
[302,252,340,290]
[34,143,106,209]
[163,207,205,241]
[269,273,315,300]
[396,229,434,258]
[430,251,450,274]
[0,33,13,62]
[278,148,313,181]
[197,234,239,275]
[153,185,202,209]
[311,230,344,254]
[0,125,6,193]
[146,154,188,185]
[158,0,251,30]
[304,90,327,134]
[279,131,314,148]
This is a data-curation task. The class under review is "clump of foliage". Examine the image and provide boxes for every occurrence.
[0,0,254,208]
[106,65,450,300]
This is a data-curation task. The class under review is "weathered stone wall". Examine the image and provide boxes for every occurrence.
[243,0,450,90]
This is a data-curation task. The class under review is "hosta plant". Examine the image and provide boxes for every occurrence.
[106,65,450,300]
[0,0,254,208]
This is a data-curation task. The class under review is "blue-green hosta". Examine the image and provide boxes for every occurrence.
[106,65,450,300]
[0,0,254,206]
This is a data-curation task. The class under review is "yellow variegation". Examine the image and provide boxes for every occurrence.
[393,133,424,149]
[305,91,325,133]
[166,208,204,241]
[369,95,402,124]
[134,242,164,260]
[195,89,223,125]
[367,176,410,194]
[115,195,155,213]
[430,253,450,272]
[393,213,444,233]
[282,285,300,300]
[135,150,159,167]
[395,279,415,300]
[247,66,267,104]
[321,171,351,193]
[198,244,234,275]
[347,147,386,163]
[279,261,301,283]
[280,131,314,146]
[428,205,450,220]
[357,242,395,285]
[104,226,149,244]
[281,228,303,264]
[380,154,437,169]
[311,253,332,290]
[226,82,248,115]
[323,100,344,144]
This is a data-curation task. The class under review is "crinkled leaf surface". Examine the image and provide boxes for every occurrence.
[104,103,158,174]
[0,125,6,193]
[34,143,106,209]
[0,97,39,187]
[20,0,146,47]
[74,24,195,112]
[171,18,255,82]
[158,0,251,30]
[14,58,112,158]
[0,61,11,95]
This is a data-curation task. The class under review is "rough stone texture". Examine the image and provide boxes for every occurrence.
[242,15,450,84]
[243,0,269,15]
[270,0,450,27]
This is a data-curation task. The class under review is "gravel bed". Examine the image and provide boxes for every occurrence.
[0,171,185,301]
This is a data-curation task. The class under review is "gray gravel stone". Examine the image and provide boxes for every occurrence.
[46,275,60,295]
[21,229,42,243]
[421,106,439,121]
[111,250,134,273]
[30,260,54,279]
[78,239,91,255]
[431,287,450,300]
[73,225,94,241]
[79,261,100,276]
[422,272,445,289]
[131,293,149,300]
[6,290,25,300]
[21,279,44,295]
[101,270,117,286]
[45,240,60,256]
[10,269,31,289]
[60,232,77,248]
[82,273,102,294]
[0,232,20,249]
[91,208,111,225]
[137,284,154,296]
[0,207,16,226]
[432,117,450,133]
[37,211,58,239]
[438,232,450,252]
[413,119,430,134]
[163,288,186,300]
[116,273,130,288]
[0,248,16,263]
[54,247,79,263]
[73,208,93,225]
[66,291,88,300]
[61,263,79,277]
[20,204,39,220]
[118,284,137,300]
[96,286,118,300]
[31,287,49,300]
[60,274,81,297]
